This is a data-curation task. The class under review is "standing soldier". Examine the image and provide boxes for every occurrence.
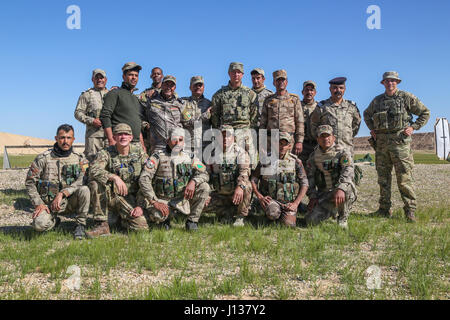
[206,125,252,227]
[25,124,90,239]
[88,123,150,237]
[100,62,146,152]
[310,77,361,154]
[210,62,259,168]
[145,75,185,154]
[251,68,273,118]
[74,69,109,162]
[180,76,212,155]
[139,127,211,231]
[363,71,430,221]
[305,125,357,229]
[259,69,305,155]
[251,132,308,227]
[299,80,319,164]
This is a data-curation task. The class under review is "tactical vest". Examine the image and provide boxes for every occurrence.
[313,148,342,191]
[37,150,84,204]
[85,89,106,119]
[372,92,412,132]
[259,156,300,203]
[152,153,193,199]
[221,87,252,126]
[211,159,239,195]
[107,146,142,194]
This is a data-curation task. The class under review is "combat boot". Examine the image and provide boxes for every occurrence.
[337,219,348,229]
[185,220,198,231]
[374,208,392,218]
[73,224,86,240]
[232,217,245,227]
[162,219,171,231]
[405,210,417,223]
[85,221,110,238]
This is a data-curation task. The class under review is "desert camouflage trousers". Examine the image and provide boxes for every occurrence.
[375,133,416,212]
[148,182,210,223]
[84,136,108,162]
[32,186,90,232]
[234,129,258,169]
[305,189,356,226]
[206,181,252,218]
[88,181,149,231]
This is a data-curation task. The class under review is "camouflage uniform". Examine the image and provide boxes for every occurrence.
[180,95,211,154]
[310,98,361,154]
[305,140,356,226]
[88,144,150,231]
[251,150,308,226]
[259,91,305,151]
[364,86,430,216]
[74,87,108,162]
[145,92,185,154]
[139,148,210,224]
[206,142,252,219]
[253,86,274,118]
[138,84,161,152]
[210,80,259,168]
[299,100,318,163]
[25,147,90,231]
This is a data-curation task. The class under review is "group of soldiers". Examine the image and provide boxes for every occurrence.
[25,61,430,239]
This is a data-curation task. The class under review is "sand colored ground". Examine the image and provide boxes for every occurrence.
[0,132,84,155]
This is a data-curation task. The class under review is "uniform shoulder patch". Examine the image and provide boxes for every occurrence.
[192,159,206,172]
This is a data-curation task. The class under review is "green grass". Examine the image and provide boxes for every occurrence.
[354,152,449,164]
[0,207,448,300]
[0,154,35,169]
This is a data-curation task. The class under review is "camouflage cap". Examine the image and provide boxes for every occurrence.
[302,80,316,89]
[273,69,287,81]
[190,76,204,86]
[279,132,293,143]
[121,62,142,73]
[381,71,401,84]
[220,124,234,134]
[317,125,333,136]
[169,126,185,138]
[162,75,176,85]
[265,201,281,221]
[113,123,132,135]
[92,69,106,78]
[251,68,265,76]
[329,77,347,85]
[228,62,244,73]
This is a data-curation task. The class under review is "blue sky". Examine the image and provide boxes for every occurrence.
[1,0,449,140]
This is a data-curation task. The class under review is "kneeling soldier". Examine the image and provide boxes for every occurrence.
[206,125,252,227]
[88,123,150,236]
[139,127,210,231]
[305,125,357,228]
[251,132,308,227]
[25,124,90,239]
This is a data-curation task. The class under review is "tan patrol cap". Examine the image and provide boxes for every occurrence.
[273,69,287,81]
[113,123,132,135]
[279,132,293,143]
[317,125,333,136]
[190,76,204,86]
[122,62,142,73]
[169,127,185,138]
[251,68,265,76]
[162,75,176,85]
[92,69,106,78]
[381,71,401,84]
[303,80,316,89]
[228,62,244,73]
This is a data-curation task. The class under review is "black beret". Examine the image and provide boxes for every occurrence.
[329,77,347,85]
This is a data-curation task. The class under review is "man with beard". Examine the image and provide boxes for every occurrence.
[310,77,361,154]
[74,69,109,162]
[139,127,210,231]
[25,124,90,239]
[100,62,146,152]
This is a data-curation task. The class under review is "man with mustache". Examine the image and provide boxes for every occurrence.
[363,71,430,221]
[100,62,146,153]
[25,124,90,239]
[299,80,319,164]
[87,123,151,237]
[74,69,109,162]
[305,125,356,229]
[139,127,210,231]
[251,68,273,120]
[310,77,361,154]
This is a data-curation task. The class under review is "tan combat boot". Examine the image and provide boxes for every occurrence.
[85,221,110,238]
[405,210,417,223]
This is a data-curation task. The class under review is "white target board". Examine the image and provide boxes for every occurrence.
[435,118,450,160]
